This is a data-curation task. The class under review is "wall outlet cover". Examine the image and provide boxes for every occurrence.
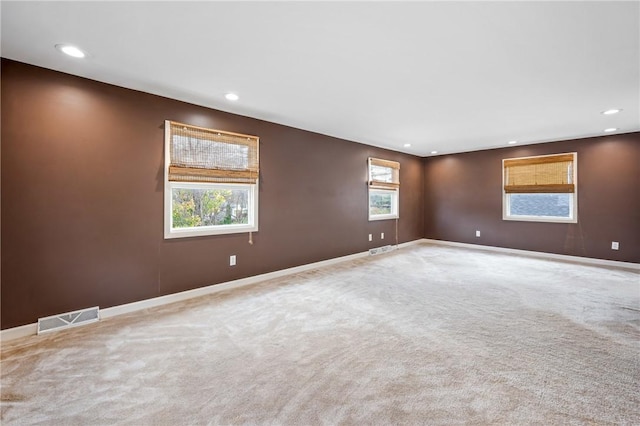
[611,242,619,250]
[230,255,236,266]
[476,230,481,237]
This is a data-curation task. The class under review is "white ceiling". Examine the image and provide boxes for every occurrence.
[2,1,638,156]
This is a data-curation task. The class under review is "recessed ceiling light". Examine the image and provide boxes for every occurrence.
[602,109,622,115]
[403,143,411,148]
[55,44,85,58]
[225,93,239,101]
[507,140,517,145]
[604,128,618,132]
[430,151,438,155]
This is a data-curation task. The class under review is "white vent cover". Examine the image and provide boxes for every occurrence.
[37,306,100,334]
[369,245,394,256]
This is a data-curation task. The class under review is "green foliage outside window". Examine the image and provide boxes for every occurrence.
[370,193,392,215]
[172,188,249,228]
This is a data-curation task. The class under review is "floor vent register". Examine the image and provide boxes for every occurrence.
[37,306,100,334]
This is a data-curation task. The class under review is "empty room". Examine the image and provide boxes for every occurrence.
[1,1,639,425]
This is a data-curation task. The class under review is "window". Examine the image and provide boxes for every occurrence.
[503,152,577,223]
[368,158,399,220]
[164,121,259,238]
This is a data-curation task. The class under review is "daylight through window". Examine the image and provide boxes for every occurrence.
[164,121,259,238]
[503,152,577,223]
[368,158,400,221]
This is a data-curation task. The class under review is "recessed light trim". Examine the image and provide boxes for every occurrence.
[403,143,411,148]
[604,128,618,133]
[225,93,239,101]
[430,151,438,155]
[55,44,85,58]
[507,140,517,145]
[602,109,622,115]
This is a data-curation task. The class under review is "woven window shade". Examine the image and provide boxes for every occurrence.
[369,158,400,189]
[167,121,259,184]
[504,153,575,193]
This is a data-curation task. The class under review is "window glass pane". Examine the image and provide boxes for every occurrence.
[172,187,249,228]
[370,193,393,215]
[508,193,571,218]
[370,164,393,183]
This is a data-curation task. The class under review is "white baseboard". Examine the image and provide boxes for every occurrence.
[0,323,38,343]
[0,239,423,343]
[422,239,640,270]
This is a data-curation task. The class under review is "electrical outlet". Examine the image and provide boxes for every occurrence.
[381,232,385,239]
[230,255,236,266]
[368,234,372,242]
[611,241,619,250]
[476,230,481,237]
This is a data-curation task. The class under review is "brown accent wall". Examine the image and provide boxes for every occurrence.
[424,133,640,263]
[3,58,638,330]
[1,60,424,329]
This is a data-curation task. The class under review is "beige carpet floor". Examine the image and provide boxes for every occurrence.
[1,243,639,425]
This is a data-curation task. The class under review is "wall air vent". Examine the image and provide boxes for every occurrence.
[369,245,394,256]
[37,306,100,334]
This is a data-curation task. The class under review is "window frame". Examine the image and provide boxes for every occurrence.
[367,157,400,221]
[164,181,259,239]
[164,121,259,239]
[368,188,399,221]
[502,152,578,224]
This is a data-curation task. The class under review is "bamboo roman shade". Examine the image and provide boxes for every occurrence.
[369,158,400,189]
[166,121,259,184]
[503,153,575,194]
